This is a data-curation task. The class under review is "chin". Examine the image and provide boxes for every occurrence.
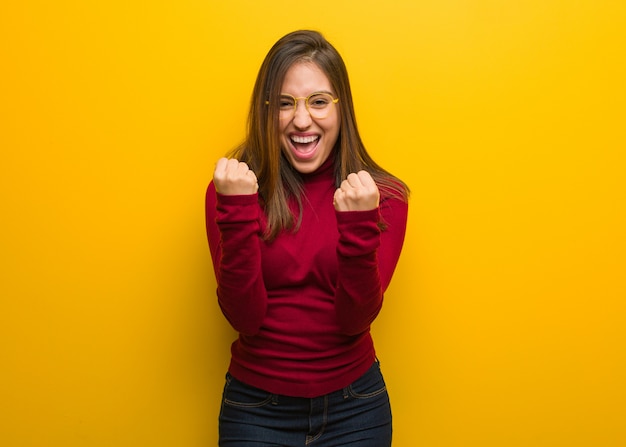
[290,160,321,174]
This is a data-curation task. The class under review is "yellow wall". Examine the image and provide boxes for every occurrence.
[1,1,624,445]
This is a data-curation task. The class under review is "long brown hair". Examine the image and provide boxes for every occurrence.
[231,30,409,240]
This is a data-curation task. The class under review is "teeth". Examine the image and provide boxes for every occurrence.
[291,135,319,144]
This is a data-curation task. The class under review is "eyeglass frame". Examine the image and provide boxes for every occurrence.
[265,91,339,119]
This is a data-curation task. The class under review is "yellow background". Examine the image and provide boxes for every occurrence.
[1,1,625,446]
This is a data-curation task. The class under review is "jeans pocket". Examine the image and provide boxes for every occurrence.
[223,374,275,408]
[347,363,388,399]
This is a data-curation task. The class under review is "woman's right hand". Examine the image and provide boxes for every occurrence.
[213,157,259,195]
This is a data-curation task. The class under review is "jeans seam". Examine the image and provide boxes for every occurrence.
[223,375,275,408]
[305,395,328,445]
[347,383,387,399]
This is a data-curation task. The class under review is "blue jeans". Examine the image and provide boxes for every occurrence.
[218,361,392,446]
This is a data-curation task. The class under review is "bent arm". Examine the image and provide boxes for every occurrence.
[334,196,408,335]
[205,182,267,335]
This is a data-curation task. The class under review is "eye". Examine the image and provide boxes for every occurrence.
[308,93,333,109]
[279,96,295,109]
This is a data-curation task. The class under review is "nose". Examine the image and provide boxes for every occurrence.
[292,101,312,129]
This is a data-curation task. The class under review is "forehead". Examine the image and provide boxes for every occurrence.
[281,62,333,95]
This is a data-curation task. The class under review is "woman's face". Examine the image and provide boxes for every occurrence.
[278,62,340,174]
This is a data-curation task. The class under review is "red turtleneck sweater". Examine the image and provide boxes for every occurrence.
[205,158,408,398]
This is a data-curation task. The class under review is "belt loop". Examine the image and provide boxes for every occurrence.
[271,394,279,405]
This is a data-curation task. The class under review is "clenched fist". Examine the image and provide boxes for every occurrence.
[333,171,380,212]
[213,157,259,195]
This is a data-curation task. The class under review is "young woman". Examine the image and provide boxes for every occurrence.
[206,30,409,447]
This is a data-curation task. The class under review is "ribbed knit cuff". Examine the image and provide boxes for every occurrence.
[336,208,381,257]
[215,193,259,224]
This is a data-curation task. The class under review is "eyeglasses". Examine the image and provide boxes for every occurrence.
[266,92,339,120]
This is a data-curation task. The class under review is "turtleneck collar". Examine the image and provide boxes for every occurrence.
[299,151,336,184]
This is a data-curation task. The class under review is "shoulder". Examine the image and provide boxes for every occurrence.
[371,170,409,203]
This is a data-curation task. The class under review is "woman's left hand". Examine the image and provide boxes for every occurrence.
[333,171,380,212]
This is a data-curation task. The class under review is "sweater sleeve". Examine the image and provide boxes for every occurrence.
[334,195,408,335]
[205,181,267,335]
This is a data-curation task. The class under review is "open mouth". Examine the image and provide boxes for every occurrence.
[290,134,320,156]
